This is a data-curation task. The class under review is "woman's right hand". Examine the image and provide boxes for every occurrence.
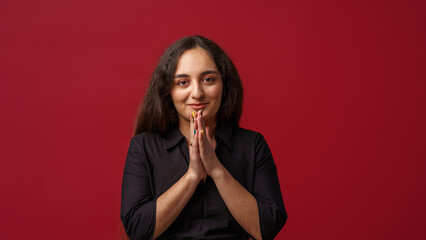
[188,111,206,182]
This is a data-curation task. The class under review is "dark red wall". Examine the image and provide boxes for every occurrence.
[1,0,425,239]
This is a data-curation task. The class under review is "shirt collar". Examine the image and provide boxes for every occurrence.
[163,127,186,150]
[162,123,234,151]
[215,123,234,151]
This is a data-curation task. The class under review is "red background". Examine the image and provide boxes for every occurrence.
[1,0,425,239]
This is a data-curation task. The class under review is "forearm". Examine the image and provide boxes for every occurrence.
[153,171,200,239]
[211,167,262,240]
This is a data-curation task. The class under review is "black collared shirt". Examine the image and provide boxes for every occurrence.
[121,124,287,240]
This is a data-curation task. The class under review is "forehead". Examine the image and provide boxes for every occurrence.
[175,47,218,75]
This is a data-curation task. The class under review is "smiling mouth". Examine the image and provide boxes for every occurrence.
[188,103,208,110]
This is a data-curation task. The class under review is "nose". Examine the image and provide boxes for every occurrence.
[190,81,204,99]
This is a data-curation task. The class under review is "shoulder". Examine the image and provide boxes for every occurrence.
[226,126,271,153]
[129,132,166,150]
[132,132,161,142]
[233,126,267,144]
[230,127,275,169]
[130,128,184,151]
[131,132,159,144]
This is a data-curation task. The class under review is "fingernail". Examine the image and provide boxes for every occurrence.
[200,109,203,116]
[201,129,204,135]
[194,129,196,135]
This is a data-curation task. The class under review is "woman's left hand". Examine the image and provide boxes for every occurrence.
[195,111,224,176]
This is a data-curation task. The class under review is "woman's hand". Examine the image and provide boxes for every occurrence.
[195,111,224,177]
[187,111,206,182]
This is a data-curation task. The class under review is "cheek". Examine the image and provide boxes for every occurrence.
[206,86,223,112]
[212,84,223,102]
[171,89,188,105]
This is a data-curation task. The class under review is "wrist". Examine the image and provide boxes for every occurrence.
[209,164,226,181]
[186,169,204,183]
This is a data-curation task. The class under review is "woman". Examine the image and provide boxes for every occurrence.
[121,36,287,240]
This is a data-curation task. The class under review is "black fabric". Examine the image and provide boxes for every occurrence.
[121,124,287,240]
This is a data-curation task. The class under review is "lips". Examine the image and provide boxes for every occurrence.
[188,103,207,110]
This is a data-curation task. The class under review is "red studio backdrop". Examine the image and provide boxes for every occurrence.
[1,0,425,239]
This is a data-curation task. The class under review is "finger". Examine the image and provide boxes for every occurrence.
[189,112,197,152]
[193,112,198,138]
[193,126,199,155]
[198,128,205,158]
[196,113,207,143]
[190,130,199,159]
[205,126,212,144]
[190,111,196,139]
[196,111,204,131]
[198,110,206,130]
[199,112,209,145]
[197,117,207,157]
[189,126,196,157]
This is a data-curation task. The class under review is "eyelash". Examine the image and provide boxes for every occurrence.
[176,77,215,86]
[177,80,188,86]
[203,77,215,83]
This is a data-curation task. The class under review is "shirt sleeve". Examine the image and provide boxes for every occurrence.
[252,133,287,240]
[121,136,156,240]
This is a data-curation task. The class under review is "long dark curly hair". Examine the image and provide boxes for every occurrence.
[134,35,243,136]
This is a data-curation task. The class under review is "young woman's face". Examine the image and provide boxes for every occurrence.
[171,47,223,126]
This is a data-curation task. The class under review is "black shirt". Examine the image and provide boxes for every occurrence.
[121,124,287,240]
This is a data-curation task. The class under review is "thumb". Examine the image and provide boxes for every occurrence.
[205,126,212,144]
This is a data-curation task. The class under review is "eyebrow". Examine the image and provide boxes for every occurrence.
[174,70,220,79]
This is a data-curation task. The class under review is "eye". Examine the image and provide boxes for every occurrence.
[202,77,215,83]
[177,80,189,86]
